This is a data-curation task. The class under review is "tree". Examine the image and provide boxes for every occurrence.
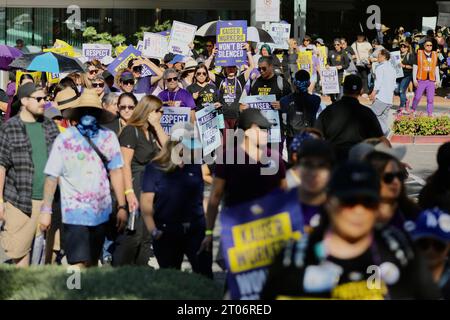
[82,27,126,54]
[134,20,172,41]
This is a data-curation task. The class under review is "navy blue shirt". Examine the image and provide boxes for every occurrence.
[141,163,204,224]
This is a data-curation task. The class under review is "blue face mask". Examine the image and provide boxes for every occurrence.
[76,114,100,138]
[293,79,310,93]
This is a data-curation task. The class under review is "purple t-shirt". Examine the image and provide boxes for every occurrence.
[134,76,152,94]
[301,202,322,229]
[157,88,196,109]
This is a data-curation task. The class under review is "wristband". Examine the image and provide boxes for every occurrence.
[40,205,53,214]
[205,230,213,236]
[124,189,134,195]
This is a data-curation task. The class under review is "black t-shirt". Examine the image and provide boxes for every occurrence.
[401,52,417,77]
[214,146,286,207]
[249,75,292,101]
[315,96,384,162]
[186,82,219,110]
[119,125,159,196]
[261,226,441,300]
[215,74,247,120]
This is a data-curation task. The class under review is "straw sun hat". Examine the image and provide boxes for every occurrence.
[64,89,116,124]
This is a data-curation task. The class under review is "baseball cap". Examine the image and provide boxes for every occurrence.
[120,72,134,81]
[17,82,40,100]
[163,53,175,64]
[44,105,63,120]
[102,70,114,80]
[409,207,450,243]
[343,75,363,95]
[349,143,407,162]
[237,108,272,131]
[315,38,324,45]
[328,162,380,202]
[170,122,202,149]
[169,54,185,65]
[296,139,334,166]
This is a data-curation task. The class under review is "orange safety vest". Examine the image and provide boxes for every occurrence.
[417,50,437,81]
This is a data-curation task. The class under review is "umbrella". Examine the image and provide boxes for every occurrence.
[196,21,274,43]
[9,52,86,73]
[0,45,23,70]
[247,27,274,43]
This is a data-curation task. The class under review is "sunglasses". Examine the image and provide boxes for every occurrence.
[339,196,379,209]
[400,45,408,48]
[196,71,207,76]
[304,39,311,42]
[206,44,214,48]
[258,67,268,72]
[425,44,433,47]
[122,80,135,86]
[89,69,99,75]
[92,82,105,88]
[298,160,330,170]
[29,96,46,102]
[416,238,447,252]
[382,171,406,184]
[334,43,341,47]
[166,77,178,82]
[119,105,135,111]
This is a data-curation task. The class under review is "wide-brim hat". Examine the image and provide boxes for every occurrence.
[381,24,390,33]
[55,87,80,111]
[64,89,116,124]
[181,59,198,74]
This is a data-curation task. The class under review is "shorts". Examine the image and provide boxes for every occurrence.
[0,200,42,259]
[63,222,107,265]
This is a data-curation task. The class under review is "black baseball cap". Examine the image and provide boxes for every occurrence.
[296,139,335,166]
[17,82,40,100]
[343,74,363,95]
[237,108,272,131]
[328,162,380,202]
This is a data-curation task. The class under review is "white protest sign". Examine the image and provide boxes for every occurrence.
[244,95,281,143]
[142,32,168,59]
[82,44,112,61]
[195,105,222,155]
[422,16,437,33]
[438,13,450,27]
[389,51,404,79]
[268,23,290,50]
[255,0,280,22]
[168,21,197,56]
[320,67,340,95]
[160,107,191,135]
[136,41,144,52]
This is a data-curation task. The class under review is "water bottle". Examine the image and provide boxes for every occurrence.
[127,210,138,231]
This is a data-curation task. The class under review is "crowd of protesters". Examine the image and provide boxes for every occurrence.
[0,21,449,300]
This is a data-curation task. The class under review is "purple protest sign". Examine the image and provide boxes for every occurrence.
[82,44,112,61]
[107,45,141,76]
[220,188,304,300]
[216,21,247,67]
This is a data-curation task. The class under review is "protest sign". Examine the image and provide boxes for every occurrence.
[255,0,280,22]
[317,46,328,68]
[195,105,222,155]
[389,51,404,78]
[422,16,437,34]
[220,188,303,300]
[320,67,340,95]
[168,21,197,56]
[438,13,450,27]
[44,39,77,57]
[107,45,141,76]
[82,44,112,61]
[160,107,191,135]
[268,23,290,50]
[244,95,281,143]
[297,50,313,75]
[136,41,144,52]
[216,20,247,67]
[46,72,60,85]
[15,71,42,92]
[142,32,168,59]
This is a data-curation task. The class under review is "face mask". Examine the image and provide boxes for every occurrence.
[76,114,100,138]
[293,79,310,93]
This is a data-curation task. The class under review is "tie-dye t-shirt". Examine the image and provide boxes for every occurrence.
[44,127,124,226]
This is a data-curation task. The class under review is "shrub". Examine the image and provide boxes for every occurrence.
[0,265,223,300]
[392,113,450,136]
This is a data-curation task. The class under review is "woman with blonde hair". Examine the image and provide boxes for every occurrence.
[112,95,168,266]
[140,122,213,278]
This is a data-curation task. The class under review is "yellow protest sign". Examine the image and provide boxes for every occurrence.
[46,72,60,84]
[227,212,301,273]
[44,39,78,57]
[317,46,327,68]
[15,71,42,92]
[115,45,128,57]
[297,51,313,75]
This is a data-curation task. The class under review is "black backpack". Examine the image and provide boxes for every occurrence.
[286,93,315,137]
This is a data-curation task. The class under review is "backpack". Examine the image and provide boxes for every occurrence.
[285,94,314,137]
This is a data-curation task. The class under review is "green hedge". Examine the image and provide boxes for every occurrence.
[0,265,223,300]
[393,114,450,136]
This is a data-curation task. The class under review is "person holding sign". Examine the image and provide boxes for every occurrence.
[206,43,255,129]
[157,69,196,109]
[262,162,440,300]
[140,122,212,278]
[199,109,287,255]
[327,39,350,101]
[128,57,163,95]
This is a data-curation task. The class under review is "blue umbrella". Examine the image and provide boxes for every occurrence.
[9,52,85,73]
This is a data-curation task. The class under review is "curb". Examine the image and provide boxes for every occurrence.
[390,135,450,144]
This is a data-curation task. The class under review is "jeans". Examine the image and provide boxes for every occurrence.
[357,65,371,94]
[397,75,412,108]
